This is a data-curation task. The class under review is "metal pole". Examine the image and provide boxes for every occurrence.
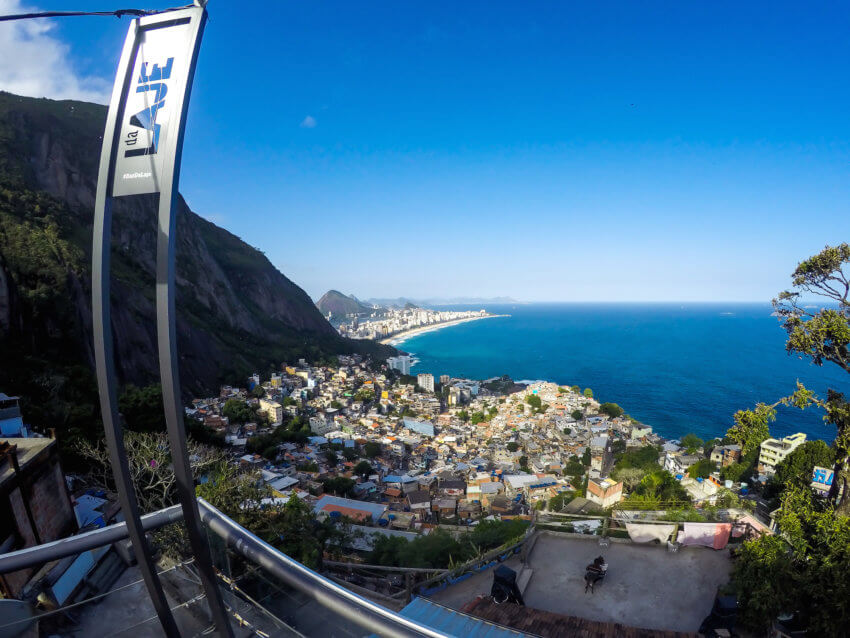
[197,499,451,638]
[154,9,233,636]
[0,505,183,574]
[92,16,180,636]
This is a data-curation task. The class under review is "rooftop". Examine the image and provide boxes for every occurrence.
[429,532,731,634]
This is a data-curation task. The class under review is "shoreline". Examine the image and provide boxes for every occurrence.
[379,314,509,346]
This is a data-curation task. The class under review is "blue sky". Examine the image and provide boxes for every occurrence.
[2,1,849,301]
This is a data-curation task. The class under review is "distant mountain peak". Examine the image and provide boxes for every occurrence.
[316,290,374,316]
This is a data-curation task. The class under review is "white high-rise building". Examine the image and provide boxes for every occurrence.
[759,432,806,475]
[387,355,411,375]
[417,373,435,393]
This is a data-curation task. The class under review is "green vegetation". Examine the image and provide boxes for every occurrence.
[680,432,704,454]
[548,491,576,511]
[765,440,836,499]
[354,388,375,403]
[729,245,850,634]
[687,458,716,479]
[583,388,593,398]
[363,441,382,458]
[0,92,396,464]
[470,411,487,424]
[367,519,528,569]
[506,442,519,453]
[598,402,623,419]
[354,461,373,478]
[322,476,356,497]
[621,469,690,508]
[519,455,529,472]
[727,403,775,455]
[719,447,758,483]
[222,398,256,424]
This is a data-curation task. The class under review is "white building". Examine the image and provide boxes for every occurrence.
[759,432,806,475]
[417,373,435,393]
[387,356,411,375]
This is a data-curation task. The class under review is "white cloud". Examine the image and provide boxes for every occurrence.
[299,115,317,129]
[0,1,111,103]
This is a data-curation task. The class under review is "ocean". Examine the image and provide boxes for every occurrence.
[396,303,848,443]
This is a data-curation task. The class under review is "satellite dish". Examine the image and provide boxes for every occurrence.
[0,599,36,638]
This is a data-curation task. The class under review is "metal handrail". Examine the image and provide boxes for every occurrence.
[0,499,455,637]
[0,504,182,574]
[196,498,451,638]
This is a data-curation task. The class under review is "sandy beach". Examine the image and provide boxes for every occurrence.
[380,314,508,346]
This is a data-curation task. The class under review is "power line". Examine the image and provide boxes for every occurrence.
[0,5,196,22]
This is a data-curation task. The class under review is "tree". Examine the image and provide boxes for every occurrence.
[571,385,580,393]
[354,460,373,479]
[598,402,624,419]
[570,409,583,421]
[613,445,659,471]
[680,432,705,454]
[470,411,487,425]
[581,448,591,466]
[769,440,835,496]
[613,467,645,491]
[729,245,850,632]
[325,449,339,465]
[506,442,519,453]
[732,535,796,632]
[627,469,691,505]
[726,403,775,455]
[772,243,850,513]
[525,394,542,410]
[118,384,168,433]
[457,410,470,422]
[688,458,715,479]
[251,385,266,399]
[549,492,575,511]
[75,431,225,513]
[363,441,382,458]
[519,455,529,472]
[583,388,593,398]
[222,398,255,424]
[734,485,850,634]
[322,476,356,497]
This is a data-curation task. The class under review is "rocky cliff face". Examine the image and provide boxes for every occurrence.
[0,91,390,403]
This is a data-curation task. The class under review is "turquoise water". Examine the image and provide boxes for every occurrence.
[398,303,847,442]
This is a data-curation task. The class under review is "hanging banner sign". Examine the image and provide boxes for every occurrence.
[112,10,204,196]
[811,465,834,494]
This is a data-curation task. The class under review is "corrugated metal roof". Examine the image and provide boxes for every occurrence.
[399,597,535,638]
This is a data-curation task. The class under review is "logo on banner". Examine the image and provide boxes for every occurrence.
[124,58,174,158]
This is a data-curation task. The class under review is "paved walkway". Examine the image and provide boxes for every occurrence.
[430,532,732,634]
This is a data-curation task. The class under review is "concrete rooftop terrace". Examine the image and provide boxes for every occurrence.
[430,532,732,634]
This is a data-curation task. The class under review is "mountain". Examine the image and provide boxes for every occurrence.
[316,290,375,316]
[0,91,393,442]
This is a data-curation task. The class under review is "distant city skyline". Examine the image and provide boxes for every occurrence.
[1,1,848,301]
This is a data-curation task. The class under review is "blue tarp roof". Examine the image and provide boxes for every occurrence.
[399,597,532,637]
